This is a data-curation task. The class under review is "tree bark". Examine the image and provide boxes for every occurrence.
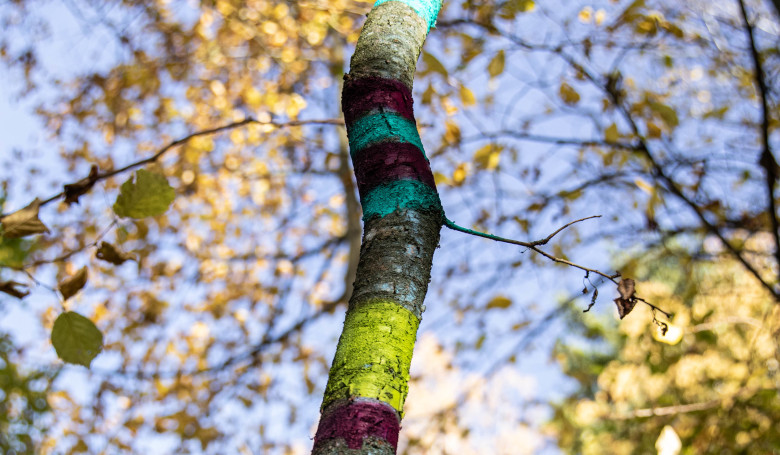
[311,1,443,454]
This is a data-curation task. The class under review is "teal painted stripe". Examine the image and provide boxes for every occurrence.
[362,180,442,220]
[349,113,425,158]
[374,0,442,32]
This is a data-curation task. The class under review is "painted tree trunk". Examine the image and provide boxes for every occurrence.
[312,1,443,454]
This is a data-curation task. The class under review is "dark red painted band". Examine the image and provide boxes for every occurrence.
[342,76,415,125]
[313,400,400,451]
[353,142,436,199]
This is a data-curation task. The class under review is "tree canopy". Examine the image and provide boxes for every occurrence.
[0,0,777,453]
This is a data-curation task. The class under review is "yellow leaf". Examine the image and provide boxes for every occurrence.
[433,172,450,186]
[578,6,593,23]
[475,334,486,349]
[452,163,468,185]
[648,100,679,128]
[646,121,662,138]
[634,177,654,195]
[473,144,503,170]
[444,120,461,143]
[422,51,447,77]
[559,82,581,105]
[605,123,619,142]
[459,84,476,107]
[422,83,435,105]
[487,296,512,309]
[488,50,505,78]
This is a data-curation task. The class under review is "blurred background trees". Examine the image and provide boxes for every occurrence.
[0,0,776,453]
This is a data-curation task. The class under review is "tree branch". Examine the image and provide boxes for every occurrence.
[1,117,344,216]
[444,215,620,282]
[552,46,780,301]
[462,130,642,151]
[737,0,780,288]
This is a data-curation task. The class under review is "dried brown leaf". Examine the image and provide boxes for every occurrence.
[59,267,88,300]
[0,198,49,238]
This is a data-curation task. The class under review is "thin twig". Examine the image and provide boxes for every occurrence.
[635,297,672,319]
[444,215,600,248]
[444,215,620,282]
[463,130,642,151]
[24,219,118,268]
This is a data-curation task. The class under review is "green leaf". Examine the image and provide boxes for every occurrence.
[59,266,88,300]
[113,169,175,219]
[486,295,512,309]
[51,311,103,367]
[488,50,505,78]
[0,198,49,239]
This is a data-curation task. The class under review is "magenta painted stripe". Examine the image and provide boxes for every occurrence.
[353,142,436,199]
[342,77,415,125]
[313,400,400,450]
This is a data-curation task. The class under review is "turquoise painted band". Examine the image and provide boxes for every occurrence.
[348,113,425,158]
[374,0,442,32]
[362,179,442,220]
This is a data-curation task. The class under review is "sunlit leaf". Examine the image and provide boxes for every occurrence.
[605,123,619,142]
[452,163,468,185]
[648,100,679,128]
[475,334,486,349]
[486,296,512,309]
[0,198,48,238]
[473,144,503,170]
[646,121,662,138]
[459,84,476,106]
[59,267,88,300]
[499,0,536,19]
[113,169,175,219]
[422,51,447,77]
[488,50,505,78]
[703,105,729,120]
[559,82,581,105]
[51,311,103,367]
[634,178,654,195]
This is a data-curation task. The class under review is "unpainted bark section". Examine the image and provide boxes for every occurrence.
[349,2,429,90]
[350,209,442,319]
[313,436,395,455]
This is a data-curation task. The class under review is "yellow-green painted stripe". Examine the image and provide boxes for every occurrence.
[322,301,420,414]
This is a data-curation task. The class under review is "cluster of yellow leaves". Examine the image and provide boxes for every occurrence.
[554,247,778,454]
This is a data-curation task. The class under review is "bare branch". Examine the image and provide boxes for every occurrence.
[611,399,721,420]
[737,0,780,287]
[1,117,344,217]
[462,130,642,151]
[444,215,621,282]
